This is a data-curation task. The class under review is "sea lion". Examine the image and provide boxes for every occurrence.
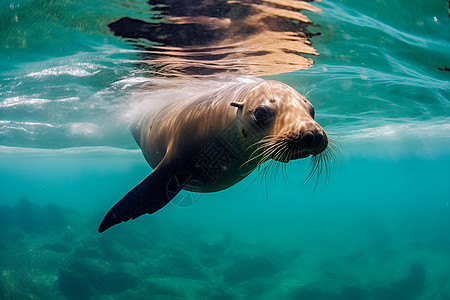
[99,79,329,232]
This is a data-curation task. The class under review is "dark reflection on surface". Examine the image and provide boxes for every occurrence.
[109,0,321,77]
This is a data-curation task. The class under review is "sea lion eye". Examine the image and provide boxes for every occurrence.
[251,106,273,127]
[310,106,315,119]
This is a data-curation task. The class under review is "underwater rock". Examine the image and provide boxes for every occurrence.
[290,286,332,300]
[223,256,280,285]
[145,277,227,299]
[66,260,100,281]
[0,280,6,300]
[339,286,368,300]
[7,198,73,234]
[196,286,235,300]
[94,271,139,295]
[193,231,233,268]
[201,254,222,269]
[42,241,72,253]
[72,232,134,261]
[156,251,210,280]
[146,281,181,298]
[240,279,274,298]
[96,237,129,262]
[373,263,426,300]
[102,223,158,250]
[41,203,71,230]
[57,269,93,300]
[206,293,236,300]
[0,205,14,227]
[14,197,43,233]
[0,205,14,245]
[59,260,140,297]
[194,231,232,255]
[290,284,369,300]
[73,246,101,259]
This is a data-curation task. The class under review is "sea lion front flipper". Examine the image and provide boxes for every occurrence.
[98,162,191,233]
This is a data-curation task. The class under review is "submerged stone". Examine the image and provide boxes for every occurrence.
[223,256,280,285]
[290,286,331,300]
[57,269,93,300]
[42,203,70,230]
[339,286,368,300]
[94,271,140,295]
[14,197,42,233]
[157,251,210,280]
[373,263,426,300]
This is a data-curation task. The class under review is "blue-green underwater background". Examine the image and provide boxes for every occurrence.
[1,0,450,299]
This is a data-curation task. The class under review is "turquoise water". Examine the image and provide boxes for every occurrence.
[1,0,450,299]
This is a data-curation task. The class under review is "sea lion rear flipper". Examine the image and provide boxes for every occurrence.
[98,163,191,232]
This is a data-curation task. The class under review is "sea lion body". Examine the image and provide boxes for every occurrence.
[99,79,328,232]
[133,80,261,192]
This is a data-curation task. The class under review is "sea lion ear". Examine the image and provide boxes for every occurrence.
[230,101,244,108]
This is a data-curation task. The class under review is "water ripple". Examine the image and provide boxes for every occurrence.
[27,64,102,78]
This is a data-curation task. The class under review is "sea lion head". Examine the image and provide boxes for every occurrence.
[232,80,328,163]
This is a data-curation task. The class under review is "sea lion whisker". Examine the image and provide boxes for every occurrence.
[304,87,317,99]
[321,152,328,182]
[240,163,268,196]
[304,155,320,185]
[282,162,289,184]
[262,144,289,185]
[272,154,285,180]
[268,160,279,183]
[309,164,320,190]
[269,161,277,182]
[252,141,279,158]
[257,135,279,144]
[266,161,277,187]
[300,132,341,188]
[241,158,275,198]
[312,155,324,191]
[270,143,286,161]
[264,142,288,164]
[286,144,296,162]
[309,152,328,190]
[281,144,292,163]
[259,160,271,186]
[247,135,279,149]
[241,139,277,169]
[264,161,274,183]
[325,149,332,181]
[257,152,275,169]
[276,145,288,163]
[326,137,342,160]
[274,161,283,181]
[241,155,266,175]
[241,141,283,175]
[241,151,265,169]
[258,144,281,165]
[256,147,275,165]
[249,139,280,158]
[246,136,276,152]
[242,151,276,175]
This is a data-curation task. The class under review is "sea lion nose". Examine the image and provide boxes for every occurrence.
[300,129,327,154]
[302,131,315,147]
